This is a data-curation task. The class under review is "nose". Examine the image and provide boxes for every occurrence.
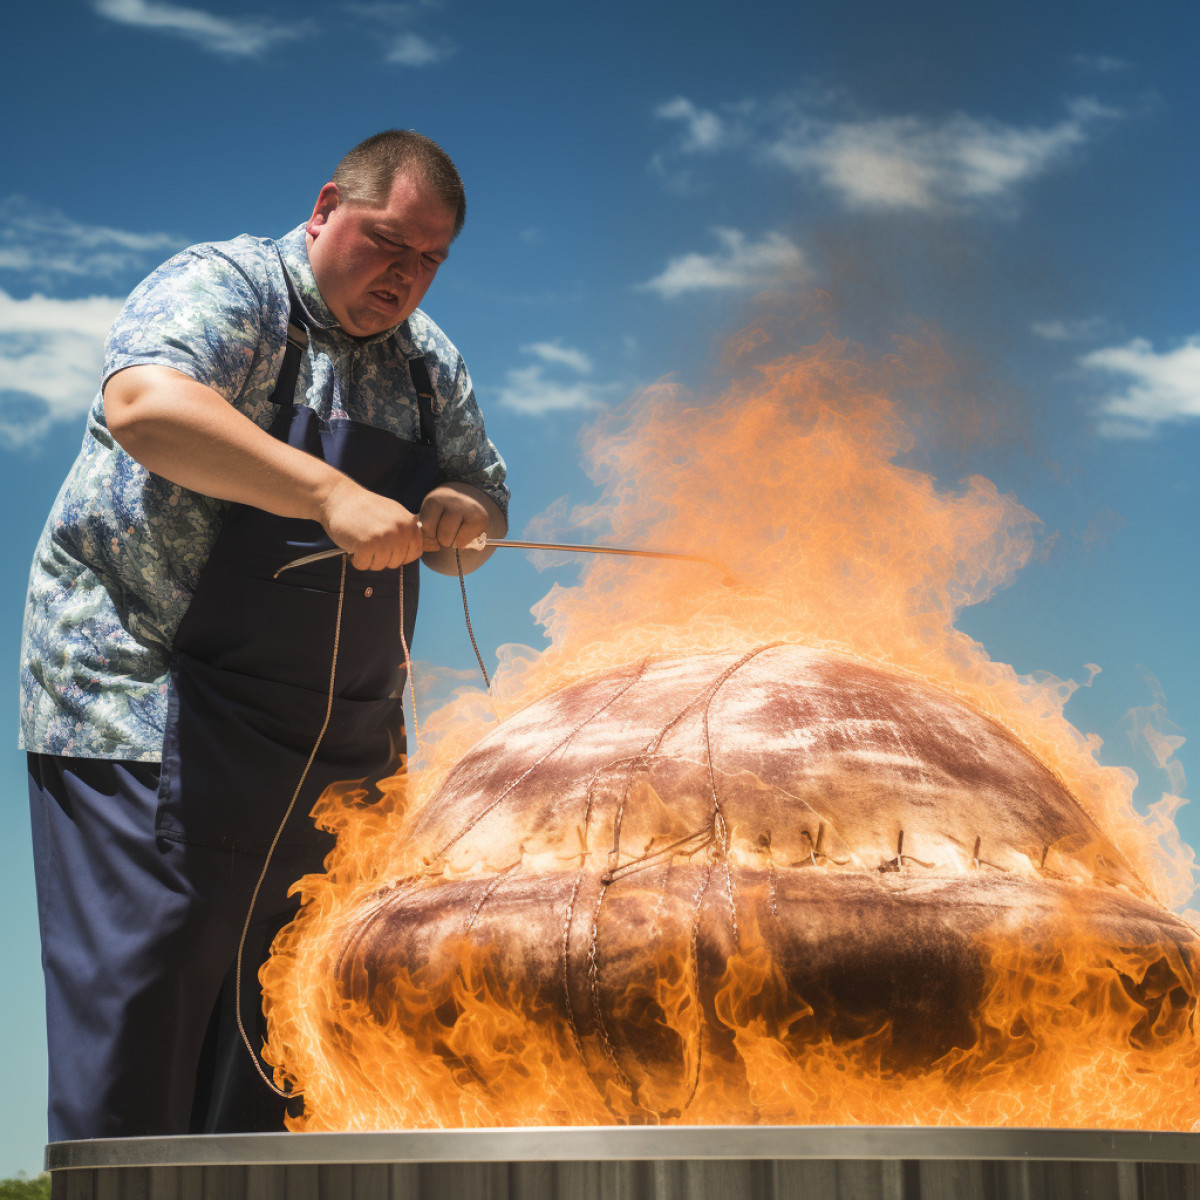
[389,246,419,283]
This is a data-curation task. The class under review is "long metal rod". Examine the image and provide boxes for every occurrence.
[472,536,715,571]
[276,537,726,579]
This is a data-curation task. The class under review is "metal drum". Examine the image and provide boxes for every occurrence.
[47,1126,1200,1199]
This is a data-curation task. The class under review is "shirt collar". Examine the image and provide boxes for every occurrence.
[275,224,411,348]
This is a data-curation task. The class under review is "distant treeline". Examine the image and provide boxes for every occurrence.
[0,1175,49,1199]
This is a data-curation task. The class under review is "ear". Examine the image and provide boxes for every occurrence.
[306,182,341,237]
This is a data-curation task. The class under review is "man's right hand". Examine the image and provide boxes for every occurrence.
[318,476,425,571]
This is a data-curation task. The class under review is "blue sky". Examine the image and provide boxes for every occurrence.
[2,0,1198,1176]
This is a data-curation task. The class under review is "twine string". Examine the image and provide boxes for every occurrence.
[235,554,348,1099]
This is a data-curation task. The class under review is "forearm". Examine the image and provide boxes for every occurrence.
[104,364,343,521]
[104,364,424,571]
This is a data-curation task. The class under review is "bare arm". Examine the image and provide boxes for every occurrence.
[104,364,425,571]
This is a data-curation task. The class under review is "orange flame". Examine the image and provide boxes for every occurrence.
[262,297,1197,1132]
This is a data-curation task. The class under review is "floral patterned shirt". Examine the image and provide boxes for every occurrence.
[20,225,509,760]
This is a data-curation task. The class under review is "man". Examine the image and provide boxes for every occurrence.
[21,130,508,1140]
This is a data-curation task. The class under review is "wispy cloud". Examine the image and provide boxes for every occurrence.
[523,340,592,373]
[655,93,1119,216]
[1082,336,1200,438]
[1031,315,1108,342]
[0,290,123,444]
[92,0,305,58]
[0,201,182,442]
[0,196,180,441]
[771,98,1114,215]
[494,366,610,415]
[348,2,455,65]
[493,341,619,415]
[652,96,753,192]
[654,97,726,153]
[0,197,180,286]
[638,228,809,300]
[386,32,449,65]
[1071,53,1134,74]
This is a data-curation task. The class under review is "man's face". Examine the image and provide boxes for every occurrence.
[305,171,457,338]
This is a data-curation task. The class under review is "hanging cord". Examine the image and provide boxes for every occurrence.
[455,547,491,690]
[237,548,427,1096]
[398,564,418,748]
[238,535,481,1094]
[236,554,348,1098]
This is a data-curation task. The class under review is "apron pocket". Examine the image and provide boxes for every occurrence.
[156,650,404,854]
[171,558,405,697]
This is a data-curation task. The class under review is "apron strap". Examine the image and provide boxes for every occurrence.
[267,270,309,408]
[407,355,438,447]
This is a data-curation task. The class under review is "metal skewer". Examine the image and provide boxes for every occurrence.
[275,536,734,583]
[463,534,720,571]
[274,547,351,576]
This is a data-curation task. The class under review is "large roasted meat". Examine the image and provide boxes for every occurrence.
[282,645,1200,1126]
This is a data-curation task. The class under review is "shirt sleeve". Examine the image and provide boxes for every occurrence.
[411,318,509,520]
[432,351,510,522]
[102,243,271,409]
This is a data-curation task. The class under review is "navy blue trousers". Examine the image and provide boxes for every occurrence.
[27,753,322,1141]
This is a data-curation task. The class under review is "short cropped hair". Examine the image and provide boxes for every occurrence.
[331,130,466,238]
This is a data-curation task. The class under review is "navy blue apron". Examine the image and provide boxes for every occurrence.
[158,276,440,1129]
[156,276,439,854]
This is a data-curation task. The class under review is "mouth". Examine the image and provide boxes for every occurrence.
[369,288,401,308]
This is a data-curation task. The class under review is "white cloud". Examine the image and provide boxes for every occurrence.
[385,31,451,65]
[348,3,454,65]
[0,203,179,442]
[770,98,1112,214]
[653,92,1117,216]
[346,0,442,16]
[1071,53,1134,74]
[0,292,119,341]
[493,365,615,416]
[522,340,592,373]
[1031,316,1107,342]
[655,97,726,153]
[651,96,753,191]
[638,228,809,300]
[0,197,180,284]
[1081,336,1200,437]
[493,341,619,416]
[0,290,123,443]
[346,1,421,14]
[92,0,304,58]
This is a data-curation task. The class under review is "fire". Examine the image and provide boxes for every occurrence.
[261,295,1198,1132]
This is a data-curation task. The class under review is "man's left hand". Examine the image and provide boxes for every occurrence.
[418,482,507,575]
[418,483,489,550]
